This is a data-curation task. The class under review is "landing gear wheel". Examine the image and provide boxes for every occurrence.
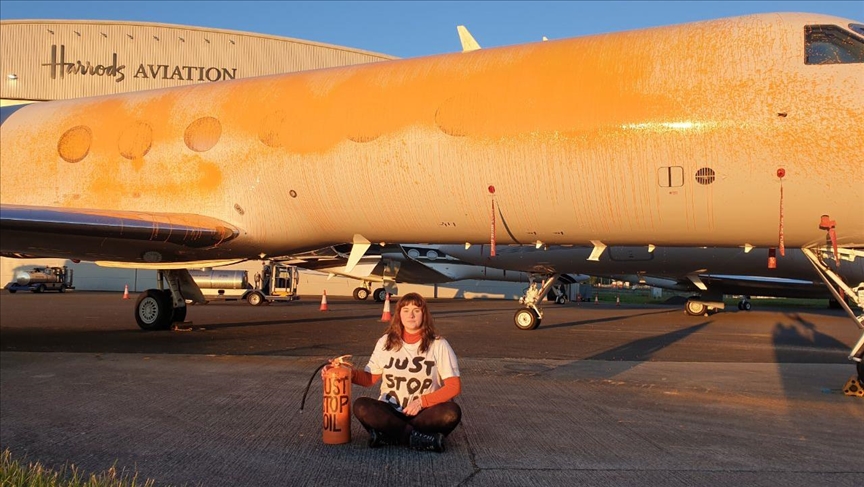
[8,289,15,294]
[171,305,187,324]
[353,287,370,300]
[135,289,173,331]
[373,288,387,302]
[158,289,186,325]
[555,295,566,305]
[741,301,751,311]
[247,292,265,306]
[514,308,540,330]
[685,300,708,317]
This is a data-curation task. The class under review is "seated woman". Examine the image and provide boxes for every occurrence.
[351,293,462,452]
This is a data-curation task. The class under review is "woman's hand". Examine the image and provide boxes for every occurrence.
[403,398,423,416]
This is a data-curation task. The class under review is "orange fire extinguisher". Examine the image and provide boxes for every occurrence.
[301,355,353,444]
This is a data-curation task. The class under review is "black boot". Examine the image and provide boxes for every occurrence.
[409,430,444,452]
[367,429,388,448]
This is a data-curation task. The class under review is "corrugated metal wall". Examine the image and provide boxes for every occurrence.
[0,20,396,101]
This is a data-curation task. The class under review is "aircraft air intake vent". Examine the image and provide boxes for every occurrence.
[695,167,716,185]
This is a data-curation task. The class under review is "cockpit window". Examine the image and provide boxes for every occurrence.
[805,25,864,65]
[850,23,864,37]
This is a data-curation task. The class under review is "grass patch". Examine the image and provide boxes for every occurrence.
[0,449,156,487]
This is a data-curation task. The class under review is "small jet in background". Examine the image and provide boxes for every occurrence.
[284,244,585,302]
[441,244,864,330]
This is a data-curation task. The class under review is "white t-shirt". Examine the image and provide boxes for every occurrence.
[365,335,460,411]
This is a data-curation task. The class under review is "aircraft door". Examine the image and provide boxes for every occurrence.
[655,166,689,228]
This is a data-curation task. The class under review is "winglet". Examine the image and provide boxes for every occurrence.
[457,25,481,52]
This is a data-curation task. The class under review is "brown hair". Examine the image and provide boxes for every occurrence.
[384,292,438,353]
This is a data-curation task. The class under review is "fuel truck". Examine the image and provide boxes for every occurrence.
[4,266,74,293]
[189,261,299,305]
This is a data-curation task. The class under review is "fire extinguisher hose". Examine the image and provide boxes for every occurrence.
[299,361,331,412]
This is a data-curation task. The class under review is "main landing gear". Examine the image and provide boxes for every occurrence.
[352,282,371,300]
[350,281,392,302]
[373,287,389,302]
[135,269,205,331]
[513,274,560,330]
[801,247,864,386]
[684,296,725,317]
[684,296,750,316]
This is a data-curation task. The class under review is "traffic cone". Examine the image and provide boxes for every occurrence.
[594,295,598,305]
[319,290,329,311]
[616,295,620,306]
[380,293,392,322]
[123,284,130,300]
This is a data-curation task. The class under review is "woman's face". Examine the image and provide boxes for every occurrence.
[400,303,424,334]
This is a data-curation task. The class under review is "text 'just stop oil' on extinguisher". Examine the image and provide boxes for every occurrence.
[300,354,353,444]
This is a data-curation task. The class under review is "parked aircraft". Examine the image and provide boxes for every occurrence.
[1,13,862,374]
[285,244,585,301]
[442,244,864,323]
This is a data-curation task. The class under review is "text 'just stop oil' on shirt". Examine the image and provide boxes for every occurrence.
[365,335,460,411]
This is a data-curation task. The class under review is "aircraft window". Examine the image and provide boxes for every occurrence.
[805,25,864,65]
[850,23,864,36]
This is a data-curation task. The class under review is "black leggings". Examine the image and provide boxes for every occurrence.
[353,397,461,444]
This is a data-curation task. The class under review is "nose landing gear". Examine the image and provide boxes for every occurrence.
[513,274,561,330]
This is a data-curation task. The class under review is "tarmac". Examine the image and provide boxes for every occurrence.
[1,292,863,486]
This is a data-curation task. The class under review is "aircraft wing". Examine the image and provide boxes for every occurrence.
[0,204,240,264]
[697,274,825,298]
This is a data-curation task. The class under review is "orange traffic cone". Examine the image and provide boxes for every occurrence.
[616,295,620,306]
[319,290,329,311]
[380,293,392,322]
[123,284,130,300]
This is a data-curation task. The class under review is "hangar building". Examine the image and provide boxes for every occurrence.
[0,19,395,105]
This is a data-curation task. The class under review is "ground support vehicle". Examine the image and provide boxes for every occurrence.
[4,266,74,293]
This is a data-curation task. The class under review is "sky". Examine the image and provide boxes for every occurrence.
[1,1,862,58]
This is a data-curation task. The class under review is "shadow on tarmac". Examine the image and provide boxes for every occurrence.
[200,313,383,330]
[584,321,712,361]
[538,308,680,330]
[771,311,859,452]
[541,321,713,381]
[773,312,854,357]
